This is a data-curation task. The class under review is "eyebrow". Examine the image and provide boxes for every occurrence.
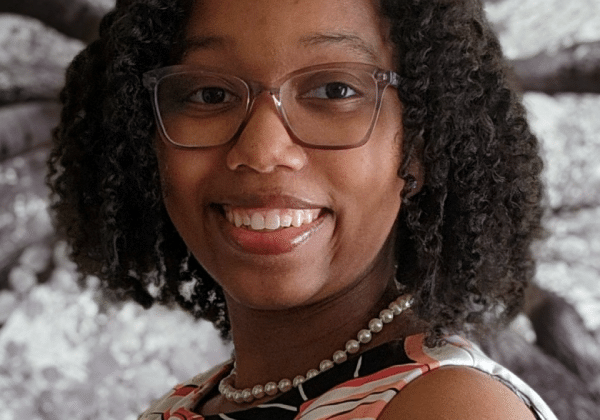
[299,33,380,63]
[181,35,229,55]
[182,33,380,63]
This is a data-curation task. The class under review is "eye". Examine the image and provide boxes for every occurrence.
[189,87,237,104]
[306,82,358,100]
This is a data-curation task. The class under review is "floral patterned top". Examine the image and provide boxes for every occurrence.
[139,333,557,420]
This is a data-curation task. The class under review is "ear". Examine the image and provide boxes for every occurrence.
[400,153,424,199]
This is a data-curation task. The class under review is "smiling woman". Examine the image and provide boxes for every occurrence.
[155,0,405,310]
[47,0,557,419]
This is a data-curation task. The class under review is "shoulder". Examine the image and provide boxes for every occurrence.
[378,366,536,420]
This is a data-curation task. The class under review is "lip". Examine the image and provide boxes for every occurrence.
[216,194,323,210]
[211,194,330,255]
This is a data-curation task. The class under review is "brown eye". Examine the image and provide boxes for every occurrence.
[325,83,355,99]
[190,87,232,104]
[306,82,358,99]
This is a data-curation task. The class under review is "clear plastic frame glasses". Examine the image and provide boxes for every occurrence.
[142,62,400,150]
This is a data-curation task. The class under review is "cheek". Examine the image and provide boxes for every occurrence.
[338,130,404,209]
[319,130,405,263]
[352,150,403,230]
[155,142,215,235]
[350,117,404,230]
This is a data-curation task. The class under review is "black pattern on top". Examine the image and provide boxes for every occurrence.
[197,340,411,420]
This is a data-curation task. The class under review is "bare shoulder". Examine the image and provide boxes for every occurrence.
[378,366,536,420]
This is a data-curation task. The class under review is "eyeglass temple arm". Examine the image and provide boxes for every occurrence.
[142,72,158,90]
[375,70,400,88]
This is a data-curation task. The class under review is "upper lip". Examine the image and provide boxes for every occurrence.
[215,194,326,210]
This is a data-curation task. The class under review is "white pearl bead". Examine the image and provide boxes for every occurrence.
[380,309,394,323]
[217,296,412,405]
[252,384,265,399]
[319,359,334,372]
[242,388,253,403]
[293,375,305,387]
[399,296,411,308]
[278,378,292,392]
[233,391,244,403]
[264,381,278,396]
[357,329,372,343]
[388,302,402,315]
[346,339,360,354]
[333,350,347,364]
[368,318,384,332]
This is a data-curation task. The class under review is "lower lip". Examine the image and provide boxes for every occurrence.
[218,211,326,255]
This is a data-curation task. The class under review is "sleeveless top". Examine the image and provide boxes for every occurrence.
[138,333,557,420]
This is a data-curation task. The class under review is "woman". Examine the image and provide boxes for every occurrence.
[48,0,557,418]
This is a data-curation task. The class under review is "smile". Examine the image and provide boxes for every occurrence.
[223,207,322,231]
[216,204,328,255]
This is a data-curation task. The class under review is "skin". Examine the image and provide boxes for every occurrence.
[379,367,536,420]
[160,0,402,311]
[156,0,535,417]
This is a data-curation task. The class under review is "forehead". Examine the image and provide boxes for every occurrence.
[182,0,394,74]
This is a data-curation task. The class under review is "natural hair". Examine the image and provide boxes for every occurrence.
[48,0,544,344]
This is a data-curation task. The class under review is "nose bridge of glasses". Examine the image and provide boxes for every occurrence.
[243,83,287,127]
[228,83,306,172]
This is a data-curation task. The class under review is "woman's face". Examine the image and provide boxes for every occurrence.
[157,0,406,310]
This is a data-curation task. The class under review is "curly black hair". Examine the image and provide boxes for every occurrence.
[47,0,544,344]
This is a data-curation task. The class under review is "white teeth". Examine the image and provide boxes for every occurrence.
[281,215,292,228]
[250,213,265,230]
[234,212,243,227]
[243,214,251,226]
[292,212,303,227]
[224,207,321,231]
[306,212,313,224]
[265,213,280,230]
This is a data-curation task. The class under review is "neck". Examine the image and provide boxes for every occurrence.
[224,270,406,390]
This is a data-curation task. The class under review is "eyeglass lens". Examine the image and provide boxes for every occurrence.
[154,68,385,148]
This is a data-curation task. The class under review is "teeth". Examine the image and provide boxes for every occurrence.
[250,213,265,230]
[292,211,303,227]
[243,214,251,226]
[224,207,321,231]
[265,213,280,230]
[234,212,242,227]
[281,215,292,228]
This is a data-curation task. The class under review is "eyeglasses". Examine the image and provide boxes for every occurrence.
[142,62,400,150]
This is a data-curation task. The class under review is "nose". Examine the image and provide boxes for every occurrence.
[226,93,307,173]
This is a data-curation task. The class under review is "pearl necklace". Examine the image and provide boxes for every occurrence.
[218,294,412,404]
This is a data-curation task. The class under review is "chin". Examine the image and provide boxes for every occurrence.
[222,273,329,312]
